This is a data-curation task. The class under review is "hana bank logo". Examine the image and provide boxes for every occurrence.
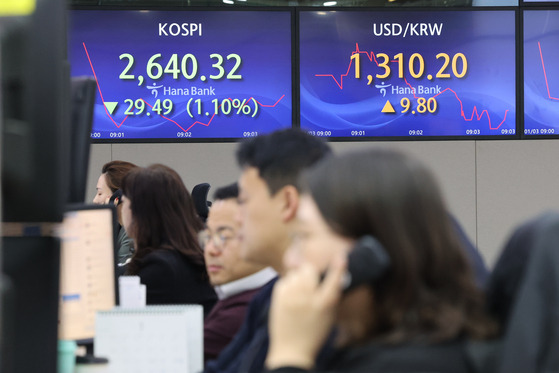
[375,81,391,97]
[148,83,163,98]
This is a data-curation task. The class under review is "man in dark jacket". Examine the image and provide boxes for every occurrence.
[203,183,276,363]
[204,129,332,373]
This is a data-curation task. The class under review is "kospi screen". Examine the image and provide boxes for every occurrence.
[523,10,559,137]
[299,9,517,139]
[69,9,293,141]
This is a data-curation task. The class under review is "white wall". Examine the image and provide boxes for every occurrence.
[86,139,559,269]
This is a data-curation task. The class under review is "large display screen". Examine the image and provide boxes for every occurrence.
[69,9,293,141]
[523,10,559,137]
[299,9,518,139]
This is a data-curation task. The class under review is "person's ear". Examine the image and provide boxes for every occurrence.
[278,185,299,223]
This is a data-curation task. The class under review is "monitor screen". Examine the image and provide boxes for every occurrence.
[68,9,293,141]
[299,9,518,139]
[1,237,60,373]
[523,9,559,137]
[58,205,117,342]
[1,0,69,222]
[67,77,96,203]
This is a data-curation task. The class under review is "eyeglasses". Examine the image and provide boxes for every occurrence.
[198,229,237,250]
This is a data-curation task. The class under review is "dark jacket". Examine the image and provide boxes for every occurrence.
[137,248,217,316]
[269,339,475,373]
[205,277,278,373]
[497,211,559,373]
[204,287,261,363]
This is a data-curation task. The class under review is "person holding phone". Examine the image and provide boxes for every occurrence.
[266,149,497,373]
[93,160,138,265]
[204,129,332,373]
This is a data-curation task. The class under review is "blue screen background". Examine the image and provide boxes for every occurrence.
[524,10,559,136]
[299,10,517,138]
[69,10,293,140]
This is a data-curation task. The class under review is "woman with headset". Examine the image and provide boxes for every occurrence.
[120,164,216,313]
[92,160,138,265]
[266,149,496,372]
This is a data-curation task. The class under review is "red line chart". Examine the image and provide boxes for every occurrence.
[314,43,509,130]
[83,43,129,129]
[82,43,285,132]
[538,41,559,101]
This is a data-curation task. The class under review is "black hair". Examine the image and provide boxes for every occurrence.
[213,182,239,201]
[121,164,206,276]
[236,128,332,194]
[301,148,496,343]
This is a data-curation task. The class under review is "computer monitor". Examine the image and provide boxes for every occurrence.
[523,9,559,138]
[58,204,119,346]
[1,236,60,373]
[298,8,518,139]
[521,1,559,4]
[1,0,70,222]
[68,8,294,142]
[67,77,97,204]
[1,0,70,371]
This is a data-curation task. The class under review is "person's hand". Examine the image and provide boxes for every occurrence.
[266,254,347,370]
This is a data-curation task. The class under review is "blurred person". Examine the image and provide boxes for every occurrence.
[461,215,544,373]
[92,160,138,265]
[266,148,496,372]
[202,182,276,363]
[486,217,539,330]
[205,129,332,373]
[490,212,559,373]
[449,215,488,288]
[121,164,217,314]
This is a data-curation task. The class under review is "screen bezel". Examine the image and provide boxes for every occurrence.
[69,5,529,142]
[59,203,119,345]
[68,6,297,144]
[296,6,521,141]
[520,1,559,6]
[520,7,559,139]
